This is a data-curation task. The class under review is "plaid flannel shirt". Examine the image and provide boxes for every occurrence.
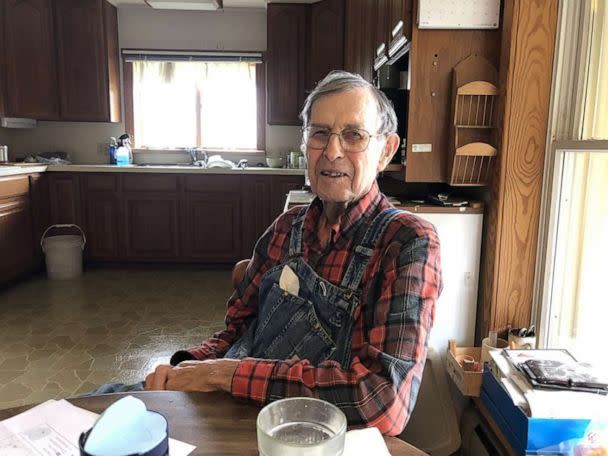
[186,182,442,436]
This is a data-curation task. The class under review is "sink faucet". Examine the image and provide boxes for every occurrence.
[188,148,208,167]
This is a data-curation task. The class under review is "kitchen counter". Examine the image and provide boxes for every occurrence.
[0,165,48,177]
[0,164,305,177]
[46,164,306,175]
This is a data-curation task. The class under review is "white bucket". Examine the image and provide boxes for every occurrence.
[40,224,86,280]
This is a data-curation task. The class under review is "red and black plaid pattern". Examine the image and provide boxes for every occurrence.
[187,182,442,436]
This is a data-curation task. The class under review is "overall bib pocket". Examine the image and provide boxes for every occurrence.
[252,282,336,362]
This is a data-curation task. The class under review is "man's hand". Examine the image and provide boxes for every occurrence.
[144,359,239,393]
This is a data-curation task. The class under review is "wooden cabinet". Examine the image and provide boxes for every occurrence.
[2,0,59,119]
[123,194,179,260]
[344,0,377,82]
[29,173,49,263]
[241,175,272,258]
[48,172,304,265]
[0,0,120,121]
[266,4,308,125]
[49,173,82,225]
[54,0,120,122]
[308,0,344,90]
[122,175,179,260]
[271,176,303,219]
[0,175,36,285]
[182,175,242,262]
[83,174,120,260]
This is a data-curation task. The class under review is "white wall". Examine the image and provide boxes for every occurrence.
[6,5,302,164]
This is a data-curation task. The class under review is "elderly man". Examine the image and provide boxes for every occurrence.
[146,71,442,436]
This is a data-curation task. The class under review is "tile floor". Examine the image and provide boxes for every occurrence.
[0,267,231,410]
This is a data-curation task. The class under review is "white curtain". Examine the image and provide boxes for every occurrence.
[132,61,257,149]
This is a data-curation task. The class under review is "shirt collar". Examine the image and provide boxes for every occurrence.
[305,181,382,244]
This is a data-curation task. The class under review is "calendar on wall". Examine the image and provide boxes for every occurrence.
[418,0,501,29]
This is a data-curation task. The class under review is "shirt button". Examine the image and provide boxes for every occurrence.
[313,322,321,330]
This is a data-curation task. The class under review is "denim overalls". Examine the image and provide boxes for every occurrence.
[225,206,403,367]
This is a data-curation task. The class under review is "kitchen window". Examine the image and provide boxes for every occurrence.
[535,0,607,363]
[122,50,265,150]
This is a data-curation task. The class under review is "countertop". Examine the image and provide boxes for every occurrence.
[0,164,48,177]
[0,164,305,177]
[285,190,485,214]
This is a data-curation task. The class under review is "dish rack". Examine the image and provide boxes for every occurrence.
[448,56,499,186]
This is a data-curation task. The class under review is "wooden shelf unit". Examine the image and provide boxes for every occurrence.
[448,56,499,186]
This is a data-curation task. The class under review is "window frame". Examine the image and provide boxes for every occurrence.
[122,50,266,152]
[535,139,608,349]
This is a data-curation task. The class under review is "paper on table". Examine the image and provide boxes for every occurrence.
[343,427,391,456]
[0,398,195,456]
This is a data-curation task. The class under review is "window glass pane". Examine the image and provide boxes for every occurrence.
[133,61,198,148]
[132,60,257,149]
[200,63,257,149]
[547,151,608,362]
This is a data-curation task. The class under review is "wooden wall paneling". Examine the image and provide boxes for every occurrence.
[476,0,558,341]
[405,0,501,183]
[103,0,121,122]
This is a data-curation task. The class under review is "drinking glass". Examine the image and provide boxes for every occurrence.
[257,397,347,456]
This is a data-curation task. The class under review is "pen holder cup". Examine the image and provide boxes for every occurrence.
[508,332,537,350]
[481,337,509,364]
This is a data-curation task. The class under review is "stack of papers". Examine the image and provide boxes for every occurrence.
[488,350,608,419]
[0,399,195,456]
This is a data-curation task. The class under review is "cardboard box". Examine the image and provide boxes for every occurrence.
[480,370,591,455]
[446,340,483,396]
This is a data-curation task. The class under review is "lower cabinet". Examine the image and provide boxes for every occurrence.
[85,192,121,260]
[50,172,303,265]
[123,194,180,260]
[0,175,37,285]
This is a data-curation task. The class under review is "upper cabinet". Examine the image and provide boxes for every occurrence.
[3,0,59,119]
[308,0,344,90]
[267,0,345,125]
[0,0,121,122]
[266,4,308,125]
[54,0,120,122]
[344,0,376,82]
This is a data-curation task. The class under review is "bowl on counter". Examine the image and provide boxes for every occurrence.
[266,157,284,168]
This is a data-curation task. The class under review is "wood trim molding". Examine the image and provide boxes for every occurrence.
[123,61,134,139]
[476,0,559,342]
[256,59,267,151]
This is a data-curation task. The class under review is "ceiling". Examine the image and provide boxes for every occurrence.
[111,0,320,8]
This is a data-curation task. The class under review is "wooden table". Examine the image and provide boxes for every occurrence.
[0,391,427,456]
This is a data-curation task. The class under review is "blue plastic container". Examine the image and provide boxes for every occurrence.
[480,370,591,455]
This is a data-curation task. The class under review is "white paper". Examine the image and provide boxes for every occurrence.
[343,427,391,456]
[0,399,195,456]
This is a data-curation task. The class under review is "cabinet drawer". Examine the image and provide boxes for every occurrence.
[123,174,177,192]
[0,176,30,199]
[84,174,119,192]
[184,175,241,193]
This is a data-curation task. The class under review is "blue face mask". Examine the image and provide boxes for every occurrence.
[79,396,169,456]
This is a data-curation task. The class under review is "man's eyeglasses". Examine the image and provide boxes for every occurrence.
[303,126,385,153]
